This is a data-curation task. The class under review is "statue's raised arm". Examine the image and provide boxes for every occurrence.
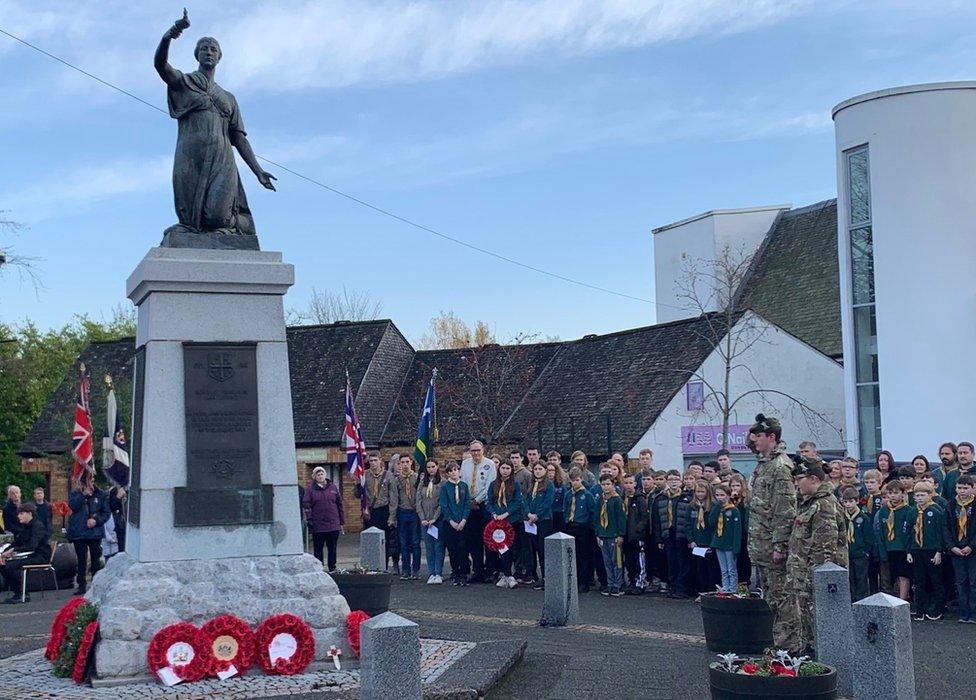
[154,9,190,85]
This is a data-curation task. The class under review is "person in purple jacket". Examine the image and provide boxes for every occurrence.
[302,467,345,572]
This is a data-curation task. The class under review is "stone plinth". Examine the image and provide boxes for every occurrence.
[360,527,386,571]
[852,593,915,700]
[813,563,854,697]
[360,612,421,700]
[88,552,350,678]
[540,532,579,626]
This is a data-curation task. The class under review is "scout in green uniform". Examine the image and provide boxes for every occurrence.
[907,483,946,620]
[877,482,914,602]
[709,483,741,593]
[787,457,840,654]
[840,486,875,601]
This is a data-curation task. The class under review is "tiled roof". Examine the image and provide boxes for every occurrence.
[739,199,842,358]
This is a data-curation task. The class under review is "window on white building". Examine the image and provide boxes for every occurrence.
[846,145,881,460]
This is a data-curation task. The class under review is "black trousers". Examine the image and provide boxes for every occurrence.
[115,523,126,553]
[312,530,340,571]
[443,524,469,582]
[466,506,492,580]
[1,554,46,596]
[566,522,594,588]
[623,539,642,586]
[692,549,720,594]
[73,539,101,589]
[912,550,945,616]
[850,556,870,602]
[529,520,554,581]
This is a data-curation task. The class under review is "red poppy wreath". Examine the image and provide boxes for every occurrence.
[147,622,211,684]
[71,621,98,685]
[46,597,86,661]
[483,519,515,553]
[201,615,257,678]
[346,611,370,658]
[255,614,315,676]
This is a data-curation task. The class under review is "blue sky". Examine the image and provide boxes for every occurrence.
[2,1,974,345]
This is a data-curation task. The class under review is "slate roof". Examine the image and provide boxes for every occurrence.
[738,199,841,358]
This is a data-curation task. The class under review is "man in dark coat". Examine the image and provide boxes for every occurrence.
[1,503,52,603]
[67,484,110,595]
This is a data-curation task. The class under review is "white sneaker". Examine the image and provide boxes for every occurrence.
[426,575,435,584]
[434,575,443,584]
[506,576,518,589]
[495,576,507,587]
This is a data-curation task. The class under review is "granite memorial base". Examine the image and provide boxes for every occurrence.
[540,532,579,627]
[360,612,421,700]
[813,562,854,697]
[360,527,386,571]
[87,552,351,679]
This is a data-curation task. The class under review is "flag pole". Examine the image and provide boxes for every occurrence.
[431,368,438,462]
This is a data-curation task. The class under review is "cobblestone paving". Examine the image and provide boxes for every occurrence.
[0,639,474,699]
[399,609,706,646]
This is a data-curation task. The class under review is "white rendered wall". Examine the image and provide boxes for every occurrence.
[653,206,788,323]
[630,314,845,469]
[833,83,976,458]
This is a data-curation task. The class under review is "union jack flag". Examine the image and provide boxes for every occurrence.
[344,373,368,485]
[71,364,95,488]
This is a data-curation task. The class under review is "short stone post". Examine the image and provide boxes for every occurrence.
[813,563,854,697]
[360,612,421,700]
[852,593,915,700]
[360,526,386,571]
[540,532,579,627]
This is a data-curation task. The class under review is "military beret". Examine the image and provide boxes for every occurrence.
[749,413,781,434]
[791,455,826,480]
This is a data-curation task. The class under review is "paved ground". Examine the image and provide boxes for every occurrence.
[1,534,970,698]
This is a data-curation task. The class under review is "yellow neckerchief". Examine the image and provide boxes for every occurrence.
[695,499,706,530]
[569,482,584,522]
[666,487,681,529]
[531,477,544,499]
[957,495,974,540]
[403,474,413,503]
[448,479,461,505]
[914,502,931,547]
[495,478,509,509]
[425,478,434,499]
[715,502,735,537]
[623,492,633,514]
[599,496,610,529]
[846,507,859,543]
[866,492,880,515]
[370,470,382,501]
[887,501,907,541]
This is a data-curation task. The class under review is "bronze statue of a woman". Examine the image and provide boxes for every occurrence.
[155,10,275,247]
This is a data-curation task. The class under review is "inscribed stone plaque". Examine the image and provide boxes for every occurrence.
[175,343,272,526]
[127,346,146,527]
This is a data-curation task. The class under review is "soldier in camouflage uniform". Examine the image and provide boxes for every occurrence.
[747,414,799,652]
[787,457,841,653]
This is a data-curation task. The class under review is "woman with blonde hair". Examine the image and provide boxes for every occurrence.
[729,473,752,588]
[571,450,596,486]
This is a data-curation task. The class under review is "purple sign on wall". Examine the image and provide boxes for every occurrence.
[681,424,751,454]
[686,381,705,411]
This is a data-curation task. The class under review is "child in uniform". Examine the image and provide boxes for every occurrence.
[709,483,741,594]
[840,486,874,601]
[564,467,596,592]
[439,461,471,586]
[944,474,976,622]
[486,460,524,589]
[655,470,692,598]
[878,482,914,602]
[622,474,648,594]
[863,469,886,593]
[595,474,627,596]
[688,479,717,598]
[908,482,946,620]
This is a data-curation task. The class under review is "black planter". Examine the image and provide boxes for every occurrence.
[700,594,774,654]
[708,663,837,700]
[25,542,77,593]
[333,572,392,617]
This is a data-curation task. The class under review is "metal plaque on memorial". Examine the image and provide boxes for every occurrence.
[174,343,273,526]
[127,347,146,526]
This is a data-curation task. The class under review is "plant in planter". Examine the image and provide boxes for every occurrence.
[332,566,392,617]
[708,649,837,700]
[699,588,773,654]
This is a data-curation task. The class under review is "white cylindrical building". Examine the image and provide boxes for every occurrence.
[833,82,976,460]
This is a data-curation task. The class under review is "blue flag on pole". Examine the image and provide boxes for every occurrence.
[413,370,437,469]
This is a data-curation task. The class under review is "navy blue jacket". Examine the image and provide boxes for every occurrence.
[67,488,111,541]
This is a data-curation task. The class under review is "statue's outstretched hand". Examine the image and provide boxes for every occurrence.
[169,9,190,39]
[258,172,277,191]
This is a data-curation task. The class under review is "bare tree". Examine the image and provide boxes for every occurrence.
[665,245,842,447]
[292,286,382,325]
[0,213,39,287]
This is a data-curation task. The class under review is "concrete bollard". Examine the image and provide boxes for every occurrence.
[360,526,386,571]
[813,562,854,697]
[540,532,580,627]
[852,593,916,700]
[360,612,421,700]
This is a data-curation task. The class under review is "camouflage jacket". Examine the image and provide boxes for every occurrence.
[748,441,796,567]
[787,482,841,584]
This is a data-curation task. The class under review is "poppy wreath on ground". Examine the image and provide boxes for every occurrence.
[255,613,315,676]
[46,597,86,661]
[71,621,98,685]
[483,519,515,553]
[52,601,99,678]
[201,615,257,677]
[346,611,370,658]
[147,622,211,683]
